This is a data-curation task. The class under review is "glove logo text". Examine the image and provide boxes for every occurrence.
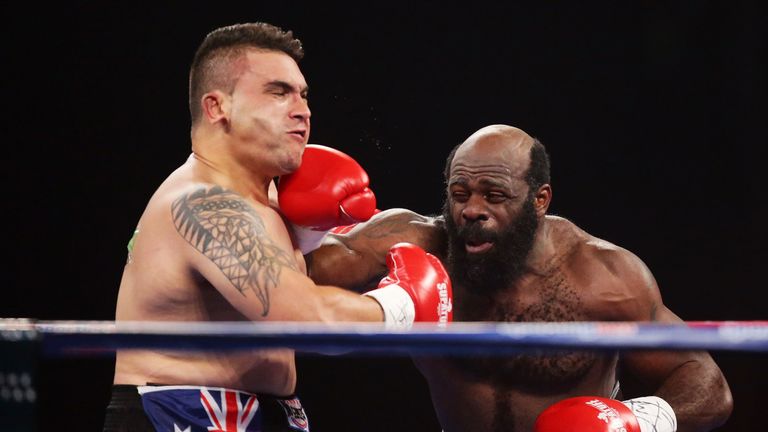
[437,282,452,324]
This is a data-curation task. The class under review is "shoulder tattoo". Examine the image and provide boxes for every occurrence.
[171,186,298,316]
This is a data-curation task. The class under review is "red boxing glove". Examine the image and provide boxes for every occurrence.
[534,397,642,432]
[279,145,377,231]
[364,243,453,328]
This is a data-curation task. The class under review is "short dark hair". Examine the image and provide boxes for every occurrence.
[188,22,304,124]
[443,138,551,192]
[525,138,551,193]
[443,143,461,183]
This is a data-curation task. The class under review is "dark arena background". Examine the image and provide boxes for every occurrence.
[3,2,766,431]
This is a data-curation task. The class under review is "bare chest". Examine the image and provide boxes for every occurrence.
[449,267,601,393]
[456,261,593,322]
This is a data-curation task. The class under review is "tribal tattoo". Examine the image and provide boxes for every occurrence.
[171,186,298,316]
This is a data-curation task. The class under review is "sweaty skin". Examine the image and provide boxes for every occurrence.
[113,48,383,397]
[310,125,732,432]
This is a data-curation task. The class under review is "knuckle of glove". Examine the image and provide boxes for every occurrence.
[339,188,377,223]
[388,243,426,272]
[278,144,374,229]
[535,396,641,432]
[387,243,452,323]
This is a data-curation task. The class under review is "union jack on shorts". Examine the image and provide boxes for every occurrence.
[138,385,262,432]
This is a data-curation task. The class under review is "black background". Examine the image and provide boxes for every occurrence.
[3,2,767,430]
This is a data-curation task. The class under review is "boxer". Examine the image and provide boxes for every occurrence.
[103,22,452,431]
[309,124,732,431]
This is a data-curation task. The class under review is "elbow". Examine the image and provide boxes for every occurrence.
[699,367,734,429]
[714,374,734,427]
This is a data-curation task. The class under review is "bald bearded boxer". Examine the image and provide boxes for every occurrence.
[309,125,733,432]
[104,23,451,432]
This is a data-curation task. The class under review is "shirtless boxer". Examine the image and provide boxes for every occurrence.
[102,23,452,431]
[310,125,733,431]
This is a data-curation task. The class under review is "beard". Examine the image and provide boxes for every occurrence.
[443,195,540,294]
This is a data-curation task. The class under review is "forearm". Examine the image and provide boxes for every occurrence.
[653,357,733,432]
[312,284,385,322]
[309,242,384,291]
[284,285,384,356]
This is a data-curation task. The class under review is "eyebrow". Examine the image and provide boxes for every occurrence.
[264,80,309,96]
[449,177,512,189]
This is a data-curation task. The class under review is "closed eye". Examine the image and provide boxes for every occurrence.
[264,81,306,99]
[451,191,469,202]
[486,193,508,203]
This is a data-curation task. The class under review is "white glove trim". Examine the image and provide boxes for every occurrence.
[291,224,329,255]
[363,285,415,330]
[622,396,677,432]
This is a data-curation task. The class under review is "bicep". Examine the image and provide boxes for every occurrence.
[172,185,335,321]
[189,237,309,321]
[619,306,697,383]
[617,264,718,395]
[602,248,731,419]
[172,184,381,321]
[603,248,666,322]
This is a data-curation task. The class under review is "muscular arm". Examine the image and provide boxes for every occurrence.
[309,208,446,292]
[609,250,733,431]
[171,185,384,322]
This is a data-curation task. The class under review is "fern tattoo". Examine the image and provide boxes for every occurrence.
[171,186,298,316]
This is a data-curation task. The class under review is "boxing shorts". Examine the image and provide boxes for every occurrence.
[103,384,309,431]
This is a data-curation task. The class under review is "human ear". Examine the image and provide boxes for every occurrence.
[201,90,229,125]
[534,184,552,216]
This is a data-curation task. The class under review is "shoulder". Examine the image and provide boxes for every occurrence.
[548,216,651,280]
[147,158,267,216]
[584,237,654,291]
[550,216,661,320]
[144,181,282,248]
[154,181,273,218]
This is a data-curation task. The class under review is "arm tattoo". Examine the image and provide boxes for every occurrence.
[171,186,298,316]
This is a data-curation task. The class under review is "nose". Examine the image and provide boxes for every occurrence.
[461,195,490,223]
[290,95,311,122]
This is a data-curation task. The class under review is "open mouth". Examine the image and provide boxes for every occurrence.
[288,130,306,140]
[465,240,493,253]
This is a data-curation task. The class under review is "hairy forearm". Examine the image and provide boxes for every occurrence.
[654,358,733,432]
[309,242,383,292]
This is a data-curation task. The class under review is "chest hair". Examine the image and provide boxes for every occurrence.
[449,262,599,394]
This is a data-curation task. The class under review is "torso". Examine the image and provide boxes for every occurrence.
[113,157,303,396]
[413,216,632,432]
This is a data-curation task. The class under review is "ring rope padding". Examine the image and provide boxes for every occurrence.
[2,319,766,357]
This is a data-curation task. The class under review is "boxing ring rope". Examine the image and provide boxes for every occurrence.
[2,319,765,428]
[2,319,767,357]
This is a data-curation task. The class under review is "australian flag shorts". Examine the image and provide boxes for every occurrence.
[103,384,310,432]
